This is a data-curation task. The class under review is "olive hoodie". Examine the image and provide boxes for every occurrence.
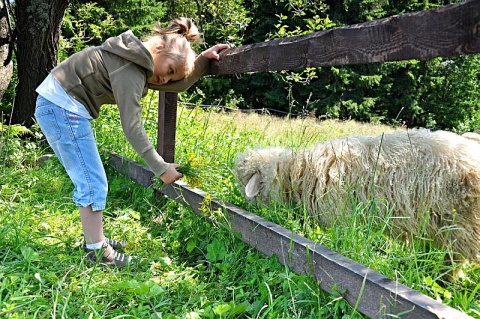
[51,31,209,177]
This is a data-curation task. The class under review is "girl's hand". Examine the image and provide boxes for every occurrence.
[160,163,183,184]
[201,44,230,60]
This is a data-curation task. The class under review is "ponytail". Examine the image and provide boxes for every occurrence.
[153,17,203,44]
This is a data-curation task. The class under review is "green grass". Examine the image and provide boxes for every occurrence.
[1,91,479,318]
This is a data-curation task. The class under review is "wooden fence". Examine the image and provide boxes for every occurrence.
[112,1,480,318]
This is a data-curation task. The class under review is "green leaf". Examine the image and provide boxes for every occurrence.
[21,246,38,262]
[149,284,164,296]
[186,238,197,253]
[114,279,140,290]
[127,209,141,220]
[206,239,227,262]
[229,303,248,315]
[213,303,231,315]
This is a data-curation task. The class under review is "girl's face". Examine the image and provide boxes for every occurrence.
[147,54,186,85]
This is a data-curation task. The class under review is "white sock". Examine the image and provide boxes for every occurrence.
[86,239,105,250]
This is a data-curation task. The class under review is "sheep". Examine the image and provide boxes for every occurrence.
[234,129,480,278]
[463,132,480,143]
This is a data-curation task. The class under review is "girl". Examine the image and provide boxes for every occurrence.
[34,17,229,267]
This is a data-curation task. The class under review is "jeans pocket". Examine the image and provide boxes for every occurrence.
[65,111,93,139]
[35,108,61,143]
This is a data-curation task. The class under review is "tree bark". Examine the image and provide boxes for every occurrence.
[0,0,13,102]
[11,0,70,127]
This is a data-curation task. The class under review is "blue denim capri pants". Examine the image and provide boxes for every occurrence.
[34,96,108,211]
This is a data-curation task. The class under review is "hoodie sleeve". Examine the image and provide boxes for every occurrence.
[111,63,170,177]
[147,54,210,92]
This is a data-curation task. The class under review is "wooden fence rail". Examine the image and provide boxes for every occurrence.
[112,1,480,318]
[207,0,480,75]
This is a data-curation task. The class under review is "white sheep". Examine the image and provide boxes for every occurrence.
[234,129,480,277]
[463,131,480,143]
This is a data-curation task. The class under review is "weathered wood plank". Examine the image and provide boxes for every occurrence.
[207,0,480,75]
[109,154,473,319]
[157,92,178,163]
[110,153,154,188]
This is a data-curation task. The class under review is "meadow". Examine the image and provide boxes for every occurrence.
[1,91,479,318]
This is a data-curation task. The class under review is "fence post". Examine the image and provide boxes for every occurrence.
[157,91,178,163]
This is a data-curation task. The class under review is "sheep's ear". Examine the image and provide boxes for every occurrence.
[245,173,261,198]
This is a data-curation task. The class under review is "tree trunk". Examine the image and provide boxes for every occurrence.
[0,0,13,102]
[11,0,70,127]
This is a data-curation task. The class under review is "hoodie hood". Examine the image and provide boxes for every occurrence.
[101,30,154,77]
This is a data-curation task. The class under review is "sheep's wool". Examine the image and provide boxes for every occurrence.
[235,129,480,265]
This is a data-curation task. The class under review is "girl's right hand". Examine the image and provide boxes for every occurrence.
[160,163,183,184]
[201,44,230,60]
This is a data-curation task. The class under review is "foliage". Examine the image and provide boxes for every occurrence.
[203,0,479,132]
[60,3,117,58]
[92,0,167,35]
[419,55,480,131]
[327,0,447,23]
[191,0,331,114]
[56,0,480,131]
[0,123,40,169]
[0,123,31,137]
[60,0,168,60]
[2,0,479,132]
[162,0,250,46]
[240,0,479,131]
[57,0,480,132]
[313,55,480,131]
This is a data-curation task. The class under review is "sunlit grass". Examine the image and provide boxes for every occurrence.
[1,91,478,318]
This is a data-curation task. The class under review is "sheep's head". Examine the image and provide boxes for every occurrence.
[234,147,296,204]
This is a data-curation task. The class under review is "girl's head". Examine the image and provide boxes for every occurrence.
[145,17,203,85]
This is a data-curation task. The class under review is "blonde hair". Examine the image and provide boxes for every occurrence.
[152,17,203,78]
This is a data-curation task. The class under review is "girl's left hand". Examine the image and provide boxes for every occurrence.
[201,44,230,60]
[160,163,183,184]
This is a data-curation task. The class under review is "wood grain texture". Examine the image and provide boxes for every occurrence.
[207,0,480,75]
[157,92,178,163]
[109,154,474,319]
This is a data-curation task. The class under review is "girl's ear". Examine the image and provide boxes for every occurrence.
[154,42,166,53]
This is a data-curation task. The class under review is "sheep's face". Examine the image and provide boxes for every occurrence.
[234,147,295,204]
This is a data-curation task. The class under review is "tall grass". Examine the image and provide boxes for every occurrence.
[1,91,479,318]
